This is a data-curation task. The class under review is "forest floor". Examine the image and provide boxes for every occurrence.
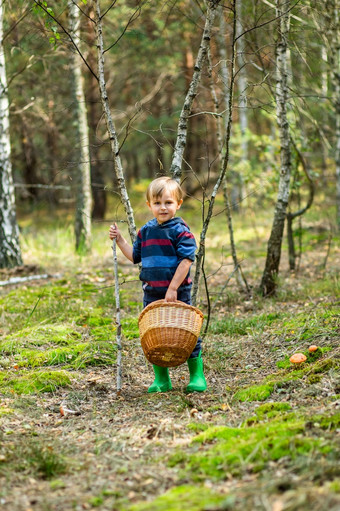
[0,212,339,511]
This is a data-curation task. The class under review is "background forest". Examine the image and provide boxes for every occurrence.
[0,1,339,511]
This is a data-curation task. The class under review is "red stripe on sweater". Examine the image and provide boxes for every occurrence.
[141,239,172,247]
[177,231,194,239]
[147,277,192,287]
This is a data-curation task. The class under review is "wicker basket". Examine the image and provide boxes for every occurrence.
[138,299,204,367]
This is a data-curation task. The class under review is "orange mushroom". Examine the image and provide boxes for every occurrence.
[289,353,307,364]
[308,345,318,352]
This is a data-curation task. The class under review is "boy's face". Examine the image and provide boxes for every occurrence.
[147,189,183,224]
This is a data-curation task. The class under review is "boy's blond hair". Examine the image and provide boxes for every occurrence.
[146,177,184,203]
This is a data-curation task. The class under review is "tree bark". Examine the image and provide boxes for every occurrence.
[260,0,292,296]
[170,0,221,182]
[0,1,22,268]
[68,0,92,254]
[94,0,137,243]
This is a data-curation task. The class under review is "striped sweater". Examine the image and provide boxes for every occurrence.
[132,217,197,297]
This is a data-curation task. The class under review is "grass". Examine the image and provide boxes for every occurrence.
[233,383,275,402]
[232,355,339,403]
[0,439,68,480]
[209,312,284,336]
[129,485,228,511]
[169,411,339,481]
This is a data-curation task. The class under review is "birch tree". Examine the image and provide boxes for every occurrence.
[68,0,92,254]
[94,0,137,243]
[169,0,221,182]
[0,1,22,268]
[260,0,292,296]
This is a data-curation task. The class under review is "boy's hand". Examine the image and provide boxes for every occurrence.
[165,287,177,302]
[109,223,121,242]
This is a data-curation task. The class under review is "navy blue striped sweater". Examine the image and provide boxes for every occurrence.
[132,217,197,297]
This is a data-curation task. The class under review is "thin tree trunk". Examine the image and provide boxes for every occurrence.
[112,239,122,394]
[68,0,92,254]
[0,2,22,268]
[286,140,315,270]
[213,7,249,295]
[260,0,292,297]
[192,0,237,306]
[94,0,137,243]
[207,46,250,296]
[85,4,107,220]
[170,0,220,182]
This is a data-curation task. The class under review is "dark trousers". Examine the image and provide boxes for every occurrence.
[143,287,202,359]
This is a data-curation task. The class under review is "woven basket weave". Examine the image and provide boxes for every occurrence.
[138,299,204,367]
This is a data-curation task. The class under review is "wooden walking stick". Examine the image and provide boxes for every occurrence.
[112,238,122,394]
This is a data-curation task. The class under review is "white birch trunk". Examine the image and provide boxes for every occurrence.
[217,8,230,132]
[0,2,22,268]
[94,0,137,243]
[260,0,292,296]
[169,0,220,182]
[68,0,92,254]
[112,239,122,393]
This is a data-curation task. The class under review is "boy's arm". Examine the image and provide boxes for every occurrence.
[165,258,192,302]
[109,223,134,262]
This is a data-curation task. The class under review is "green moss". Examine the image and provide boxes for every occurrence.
[233,383,274,402]
[244,402,292,424]
[0,370,72,394]
[169,414,334,481]
[255,402,291,416]
[308,374,322,384]
[309,413,340,430]
[187,423,210,433]
[88,496,104,507]
[1,324,82,354]
[312,358,337,374]
[129,484,227,511]
[328,479,340,493]
[276,347,331,369]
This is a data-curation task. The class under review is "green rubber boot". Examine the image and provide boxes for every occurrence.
[148,365,172,393]
[186,353,207,393]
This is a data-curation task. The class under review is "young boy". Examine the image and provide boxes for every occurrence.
[109,176,207,393]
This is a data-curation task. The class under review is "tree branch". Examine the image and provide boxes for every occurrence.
[32,0,98,81]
